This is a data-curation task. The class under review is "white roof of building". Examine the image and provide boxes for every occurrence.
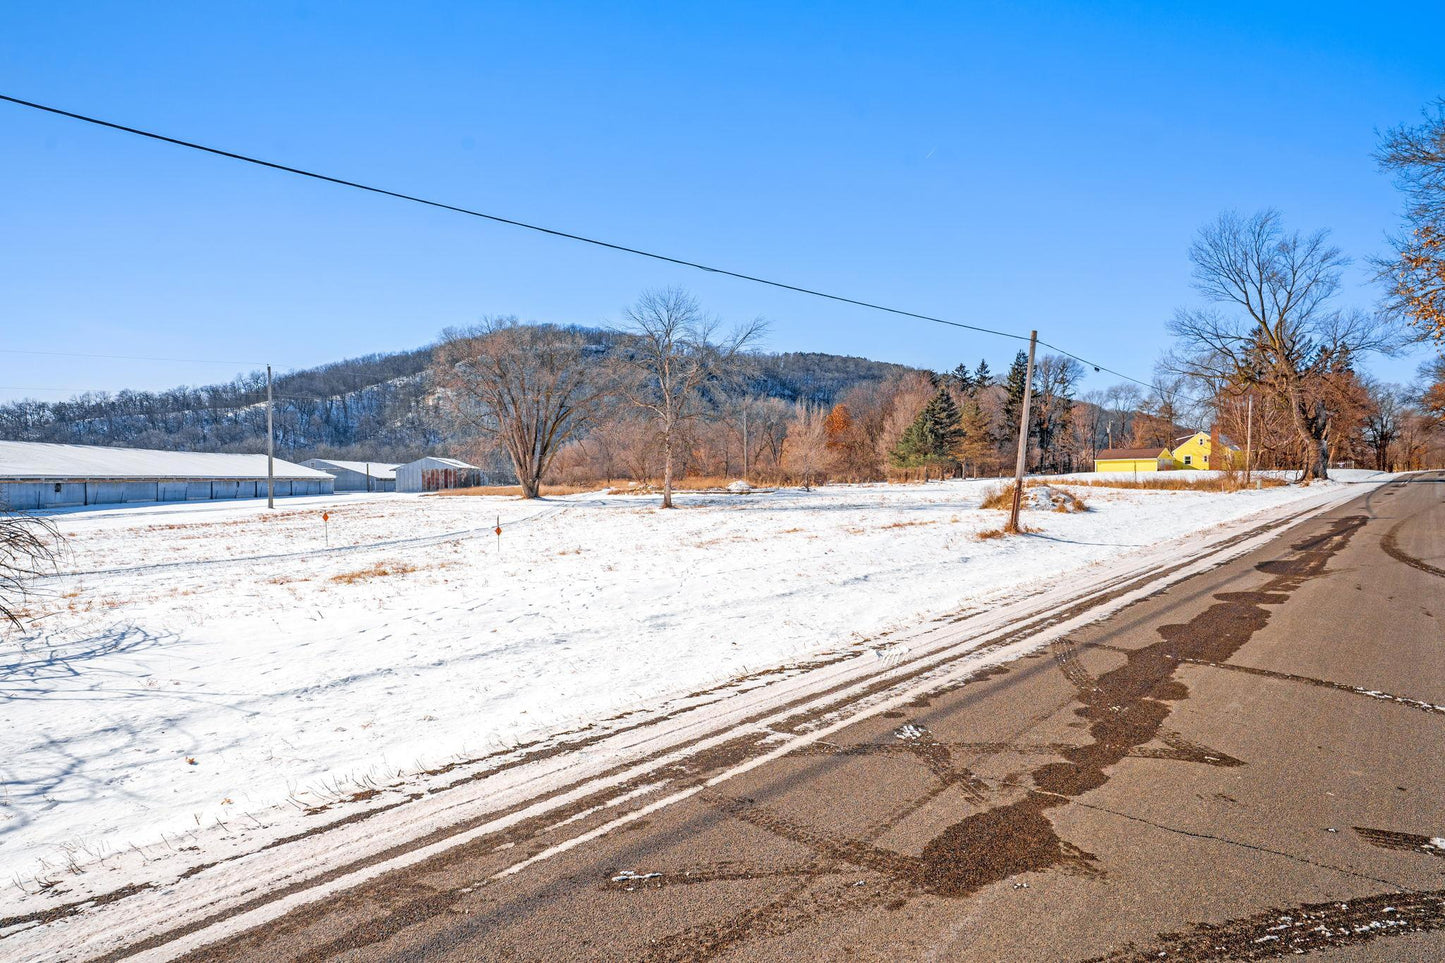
[0,441,334,481]
[402,456,477,469]
[302,459,399,480]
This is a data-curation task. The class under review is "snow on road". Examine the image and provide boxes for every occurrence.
[0,475,1383,891]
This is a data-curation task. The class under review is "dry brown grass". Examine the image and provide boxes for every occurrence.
[974,522,1038,540]
[979,485,1014,511]
[438,476,758,497]
[878,519,939,530]
[329,560,419,584]
[605,476,756,495]
[436,484,596,498]
[1065,475,1286,492]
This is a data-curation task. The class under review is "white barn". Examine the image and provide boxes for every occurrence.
[395,456,484,493]
[0,441,334,510]
[301,459,398,492]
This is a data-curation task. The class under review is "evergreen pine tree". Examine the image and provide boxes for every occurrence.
[889,389,964,475]
[1002,351,1031,431]
[948,363,976,395]
[972,359,993,391]
[1001,350,1036,470]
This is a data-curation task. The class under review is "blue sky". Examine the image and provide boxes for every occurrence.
[1,2,1442,402]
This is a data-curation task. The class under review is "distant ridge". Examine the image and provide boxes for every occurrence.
[0,332,921,463]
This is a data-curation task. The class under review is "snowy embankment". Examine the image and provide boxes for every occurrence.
[0,472,1388,891]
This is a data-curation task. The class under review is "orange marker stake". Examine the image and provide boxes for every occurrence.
[322,511,330,548]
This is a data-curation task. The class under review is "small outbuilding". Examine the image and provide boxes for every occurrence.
[1094,447,1176,473]
[395,456,484,493]
[0,440,335,510]
[301,459,399,492]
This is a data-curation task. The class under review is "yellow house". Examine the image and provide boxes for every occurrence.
[1094,447,1176,473]
[1171,430,1241,470]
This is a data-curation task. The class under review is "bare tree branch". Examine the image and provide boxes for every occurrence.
[1,510,62,630]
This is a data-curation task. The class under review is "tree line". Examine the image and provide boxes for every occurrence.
[429,289,1116,499]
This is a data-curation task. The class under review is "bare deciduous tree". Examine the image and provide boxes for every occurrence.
[781,403,829,489]
[745,396,794,477]
[1169,210,1403,480]
[1129,368,1187,449]
[1102,383,1142,449]
[873,372,935,472]
[433,319,609,499]
[614,288,765,508]
[1361,380,1406,471]
[1376,99,1445,344]
[2,511,61,629]
[1031,355,1084,472]
[1422,356,1445,425]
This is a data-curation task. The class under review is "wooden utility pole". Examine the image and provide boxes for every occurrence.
[1244,393,1254,485]
[1007,331,1038,533]
[266,364,275,509]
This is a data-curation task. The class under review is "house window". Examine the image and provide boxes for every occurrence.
[1183,455,1192,465]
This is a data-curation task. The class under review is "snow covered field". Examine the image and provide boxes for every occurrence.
[0,474,1387,893]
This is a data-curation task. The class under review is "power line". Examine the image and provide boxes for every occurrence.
[0,385,103,394]
[1035,339,1152,389]
[0,386,363,402]
[0,348,267,366]
[0,92,1154,389]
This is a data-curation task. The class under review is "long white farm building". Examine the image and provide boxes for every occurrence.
[301,459,398,492]
[0,440,334,509]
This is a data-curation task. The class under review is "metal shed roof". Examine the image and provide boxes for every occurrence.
[0,440,334,481]
[302,459,399,480]
[401,456,477,469]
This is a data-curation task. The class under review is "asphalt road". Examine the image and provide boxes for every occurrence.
[183,473,1445,963]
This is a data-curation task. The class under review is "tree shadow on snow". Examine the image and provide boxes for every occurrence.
[0,624,177,702]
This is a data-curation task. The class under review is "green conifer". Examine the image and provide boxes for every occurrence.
[889,389,964,474]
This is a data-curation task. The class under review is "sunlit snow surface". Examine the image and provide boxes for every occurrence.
[0,473,1388,884]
